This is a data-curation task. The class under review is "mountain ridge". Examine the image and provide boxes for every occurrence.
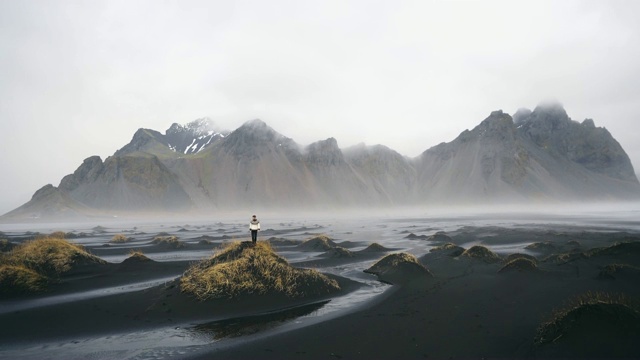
[3,102,639,220]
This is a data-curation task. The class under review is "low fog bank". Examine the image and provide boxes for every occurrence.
[2,200,639,232]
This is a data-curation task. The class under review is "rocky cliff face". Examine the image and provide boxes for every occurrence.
[517,103,637,182]
[4,103,639,219]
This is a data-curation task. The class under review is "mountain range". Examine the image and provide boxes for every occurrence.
[3,102,639,220]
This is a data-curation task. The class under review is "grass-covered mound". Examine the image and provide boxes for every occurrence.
[498,258,538,273]
[5,237,106,277]
[0,264,49,296]
[364,253,432,285]
[122,250,153,264]
[535,292,640,356]
[429,243,465,257]
[297,235,338,251]
[110,234,132,244]
[118,250,155,271]
[181,241,340,300]
[151,236,186,249]
[461,245,501,263]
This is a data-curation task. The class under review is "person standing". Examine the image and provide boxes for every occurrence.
[249,215,261,243]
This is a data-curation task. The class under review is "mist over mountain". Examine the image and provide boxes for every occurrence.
[3,102,639,220]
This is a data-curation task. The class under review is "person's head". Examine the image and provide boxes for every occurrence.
[252,215,257,219]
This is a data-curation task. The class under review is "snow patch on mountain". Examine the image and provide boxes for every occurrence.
[165,117,229,154]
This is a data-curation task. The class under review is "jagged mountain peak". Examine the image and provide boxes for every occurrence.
[220,119,297,158]
[229,119,290,143]
[530,101,570,125]
[4,102,640,221]
[478,110,513,128]
[166,117,222,136]
[114,128,167,157]
[513,108,532,124]
[164,118,228,155]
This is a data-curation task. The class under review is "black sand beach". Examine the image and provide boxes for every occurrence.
[1,212,640,359]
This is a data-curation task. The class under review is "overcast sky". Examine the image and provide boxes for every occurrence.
[1,0,639,215]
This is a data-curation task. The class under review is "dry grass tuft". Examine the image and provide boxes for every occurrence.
[0,264,49,296]
[181,241,340,300]
[152,236,186,249]
[110,234,131,243]
[4,236,106,277]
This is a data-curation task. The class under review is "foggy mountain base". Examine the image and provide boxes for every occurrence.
[2,102,639,221]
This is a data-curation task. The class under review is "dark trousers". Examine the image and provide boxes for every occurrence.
[251,230,258,243]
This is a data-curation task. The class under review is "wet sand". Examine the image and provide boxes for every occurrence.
[1,213,640,359]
